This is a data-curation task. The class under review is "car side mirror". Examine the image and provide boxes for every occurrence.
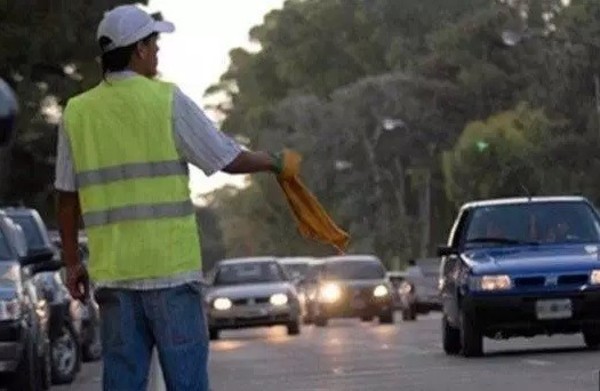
[28,259,64,275]
[437,246,458,257]
[21,249,55,266]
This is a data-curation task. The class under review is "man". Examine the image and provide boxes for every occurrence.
[55,5,285,391]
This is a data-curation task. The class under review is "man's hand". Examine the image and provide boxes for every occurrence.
[66,263,89,303]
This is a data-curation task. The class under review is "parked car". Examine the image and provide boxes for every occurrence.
[307,255,394,326]
[0,210,61,390]
[49,231,101,362]
[205,257,302,340]
[3,207,82,383]
[439,196,600,357]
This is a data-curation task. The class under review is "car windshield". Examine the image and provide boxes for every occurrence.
[281,263,309,279]
[7,215,45,251]
[465,201,600,247]
[214,261,286,286]
[324,260,385,280]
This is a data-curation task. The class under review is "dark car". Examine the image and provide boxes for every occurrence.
[205,257,302,340]
[0,210,61,390]
[4,207,83,383]
[308,255,394,327]
[439,196,600,357]
[49,231,102,363]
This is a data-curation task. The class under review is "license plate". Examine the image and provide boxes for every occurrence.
[535,299,572,320]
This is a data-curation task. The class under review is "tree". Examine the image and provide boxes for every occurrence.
[0,0,145,219]
[442,104,559,207]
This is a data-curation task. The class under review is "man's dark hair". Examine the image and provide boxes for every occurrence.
[98,33,158,76]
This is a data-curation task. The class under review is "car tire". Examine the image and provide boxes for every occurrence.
[583,329,600,349]
[314,316,328,327]
[82,324,102,362]
[442,315,461,355]
[40,337,52,390]
[287,319,301,335]
[379,311,394,324]
[402,306,417,321]
[209,328,220,341]
[9,334,38,391]
[360,316,373,322]
[51,323,80,385]
[459,310,483,357]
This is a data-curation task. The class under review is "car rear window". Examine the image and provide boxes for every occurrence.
[7,215,45,251]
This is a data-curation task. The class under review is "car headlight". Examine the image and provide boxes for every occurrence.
[0,299,21,321]
[319,283,341,303]
[590,270,600,285]
[471,275,512,291]
[270,293,288,306]
[213,297,232,311]
[373,285,389,297]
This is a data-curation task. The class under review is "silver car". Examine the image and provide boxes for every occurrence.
[205,257,301,340]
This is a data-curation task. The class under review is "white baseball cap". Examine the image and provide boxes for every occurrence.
[96,5,174,52]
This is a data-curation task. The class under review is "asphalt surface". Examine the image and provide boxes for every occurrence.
[61,313,600,391]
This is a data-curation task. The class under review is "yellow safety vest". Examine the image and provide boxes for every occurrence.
[63,76,201,282]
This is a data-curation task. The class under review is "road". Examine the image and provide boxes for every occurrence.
[62,313,600,390]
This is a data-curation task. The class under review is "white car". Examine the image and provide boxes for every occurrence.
[205,257,302,340]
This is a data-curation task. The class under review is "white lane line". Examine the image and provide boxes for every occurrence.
[522,359,553,366]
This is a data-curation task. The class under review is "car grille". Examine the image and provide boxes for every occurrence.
[514,274,589,288]
[514,276,545,288]
[231,297,270,306]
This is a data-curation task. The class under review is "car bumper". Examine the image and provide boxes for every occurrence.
[0,321,26,372]
[318,297,393,318]
[463,290,600,337]
[209,305,299,329]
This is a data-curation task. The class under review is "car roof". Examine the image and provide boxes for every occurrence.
[461,196,588,210]
[322,254,381,263]
[217,257,277,266]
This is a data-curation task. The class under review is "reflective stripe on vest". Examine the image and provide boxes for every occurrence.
[77,160,188,188]
[83,200,194,228]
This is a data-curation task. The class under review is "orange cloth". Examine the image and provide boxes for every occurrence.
[277,150,350,253]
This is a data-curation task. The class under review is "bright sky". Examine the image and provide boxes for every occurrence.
[147,0,285,197]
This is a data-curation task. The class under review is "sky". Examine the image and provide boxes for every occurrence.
[146,0,285,196]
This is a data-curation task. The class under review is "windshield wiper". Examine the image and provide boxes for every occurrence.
[466,237,539,246]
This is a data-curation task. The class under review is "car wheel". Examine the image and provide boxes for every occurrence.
[360,316,373,322]
[82,324,102,362]
[442,315,461,355]
[9,334,38,391]
[287,319,301,335]
[40,337,52,390]
[583,329,600,349]
[51,323,80,384]
[209,328,220,341]
[379,311,394,324]
[459,310,483,357]
[314,316,328,327]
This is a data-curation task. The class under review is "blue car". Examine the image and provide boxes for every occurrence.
[438,196,600,357]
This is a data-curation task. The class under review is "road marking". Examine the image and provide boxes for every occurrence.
[522,359,553,366]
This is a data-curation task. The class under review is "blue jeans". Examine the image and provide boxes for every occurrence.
[94,283,209,391]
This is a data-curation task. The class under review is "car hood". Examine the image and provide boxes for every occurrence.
[462,244,600,275]
[207,282,293,300]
